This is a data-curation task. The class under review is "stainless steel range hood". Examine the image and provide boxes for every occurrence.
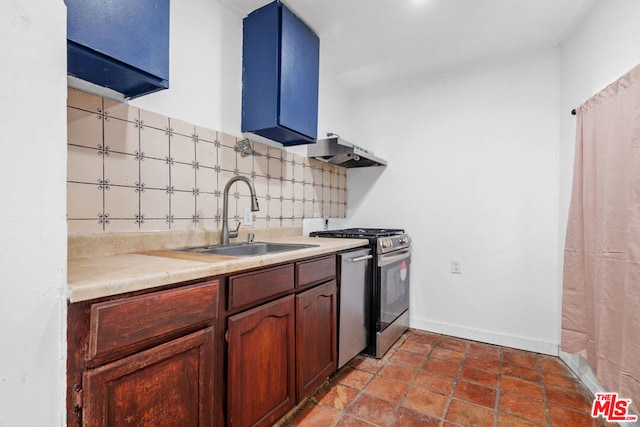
[307,135,387,168]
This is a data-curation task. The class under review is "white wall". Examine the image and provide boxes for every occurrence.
[130,0,243,136]
[317,74,353,142]
[0,1,67,426]
[343,0,640,358]
[347,49,562,354]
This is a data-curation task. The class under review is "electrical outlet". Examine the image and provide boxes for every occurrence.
[451,259,462,274]
[244,207,253,226]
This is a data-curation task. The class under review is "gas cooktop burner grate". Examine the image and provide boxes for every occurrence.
[310,228,404,238]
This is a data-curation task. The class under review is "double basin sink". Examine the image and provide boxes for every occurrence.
[179,242,319,257]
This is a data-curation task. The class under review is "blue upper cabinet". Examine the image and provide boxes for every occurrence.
[66,0,170,99]
[242,1,320,146]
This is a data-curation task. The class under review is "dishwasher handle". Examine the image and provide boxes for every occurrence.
[349,254,373,263]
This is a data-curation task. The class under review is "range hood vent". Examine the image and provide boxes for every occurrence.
[307,135,387,168]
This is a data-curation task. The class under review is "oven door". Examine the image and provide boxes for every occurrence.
[377,248,410,331]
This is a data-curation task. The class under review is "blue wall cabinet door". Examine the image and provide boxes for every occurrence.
[66,0,170,99]
[242,1,320,146]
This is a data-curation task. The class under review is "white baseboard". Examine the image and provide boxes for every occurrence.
[410,316,559,356]
[560,352,639,427]
[559,352,605,394]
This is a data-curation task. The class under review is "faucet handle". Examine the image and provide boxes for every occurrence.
[229,221,241,239]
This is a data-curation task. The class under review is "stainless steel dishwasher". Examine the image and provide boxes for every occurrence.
[337,247,372,368]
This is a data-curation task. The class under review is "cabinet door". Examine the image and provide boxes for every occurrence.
[295,280,338,400]
[227,295,295,427]
[241,1,319,145]
[279,4,320,141]
[66,0,169,98]
[83,328,215,427]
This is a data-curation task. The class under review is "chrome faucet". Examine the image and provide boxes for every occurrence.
[220,176,260,245]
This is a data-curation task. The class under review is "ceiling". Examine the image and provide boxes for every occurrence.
[219,0,596,92]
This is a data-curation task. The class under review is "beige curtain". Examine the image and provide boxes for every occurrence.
[562,64,640,414]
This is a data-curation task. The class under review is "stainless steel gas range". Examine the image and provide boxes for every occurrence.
[310,228,411,358]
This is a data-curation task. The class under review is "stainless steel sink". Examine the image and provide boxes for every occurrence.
[178,242,319,257]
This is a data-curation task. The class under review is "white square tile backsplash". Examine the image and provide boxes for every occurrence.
[66,88,347,234]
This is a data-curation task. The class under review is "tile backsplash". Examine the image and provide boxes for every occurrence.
[67,88,347,234]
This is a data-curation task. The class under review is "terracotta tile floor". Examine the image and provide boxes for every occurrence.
[280,329,617,427]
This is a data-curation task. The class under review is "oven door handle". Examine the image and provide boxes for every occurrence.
[378,249,411,267]
[349,254,373,263]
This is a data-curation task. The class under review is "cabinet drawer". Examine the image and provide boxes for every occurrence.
[296,255,336,288]
[229,264,295,311]
[89,280,218,363]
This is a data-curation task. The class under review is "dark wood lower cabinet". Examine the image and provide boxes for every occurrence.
[226,279,339,426]
[67,280,220,427]
[227,295,296,427]
[68,255,342,427]
[83,327,215,427]
[296,280,338,400]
